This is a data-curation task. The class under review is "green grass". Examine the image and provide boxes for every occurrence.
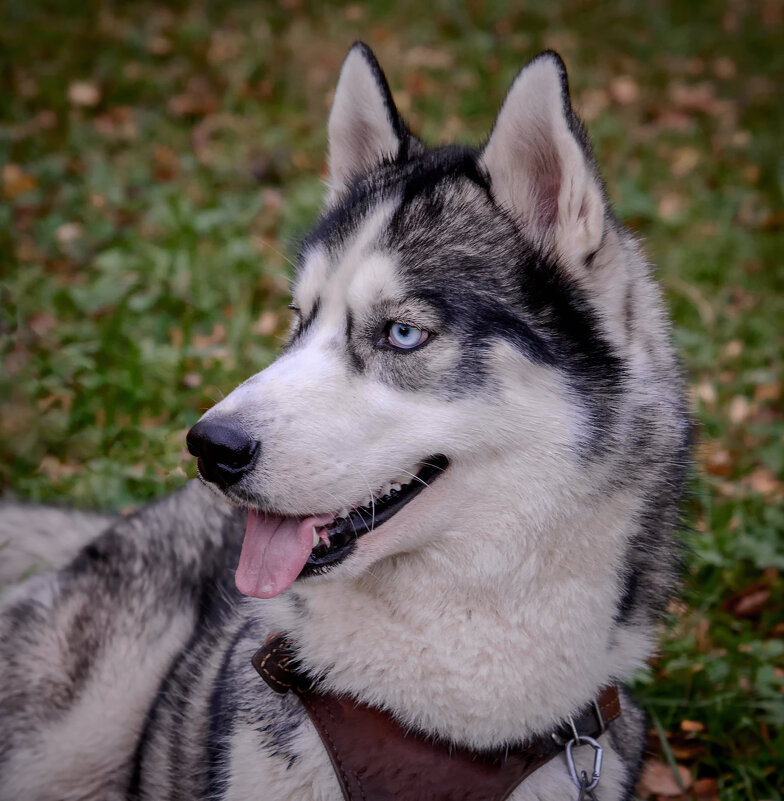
[1,2,782,798]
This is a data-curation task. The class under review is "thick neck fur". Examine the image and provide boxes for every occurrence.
[261,453,651,750]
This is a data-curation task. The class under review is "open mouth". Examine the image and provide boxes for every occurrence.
[302,454,449,577]
[235,455,448,599]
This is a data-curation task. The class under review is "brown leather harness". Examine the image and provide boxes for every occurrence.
[253,634,621,801]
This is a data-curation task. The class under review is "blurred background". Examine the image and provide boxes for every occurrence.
[1,1,782,798]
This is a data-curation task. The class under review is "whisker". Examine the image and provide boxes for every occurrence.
[354,468,376,532]
[255,236,297,269]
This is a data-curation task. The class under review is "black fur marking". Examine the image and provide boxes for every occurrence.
[615,566,642,624]
[349,42,410,152]
[344,309,365,373]
[128,510,245,799]
[520,254,624,426]
[206,619,256,797]
[398,147,491,207]
[299,146,490,267]
[298,139,623,428]
[624,281,636,339]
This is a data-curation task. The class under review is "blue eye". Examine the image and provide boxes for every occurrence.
[387,322,428,350]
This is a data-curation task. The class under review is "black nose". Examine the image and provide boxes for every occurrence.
[186,419,259,489]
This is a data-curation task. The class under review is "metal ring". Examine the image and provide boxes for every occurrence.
[565,734,603,793]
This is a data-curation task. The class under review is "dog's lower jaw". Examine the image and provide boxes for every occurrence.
[262,487,652,753]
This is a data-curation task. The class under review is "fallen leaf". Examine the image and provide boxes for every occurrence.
[182,373,203,388]
[3,163,37,199]
[37,455,82,479]
[153,146,179,180]
[56,222,83,246]
[638,760,691,797]
[254,310,279,336]
[148,35,172,55]
[671,146,700,177]
[658,192,684,220]
[754,381,781,403]
[701,442,732,477]
[403,46,453,70]
[759,210,784,231]
[609,75,640,105]
[578,88,609,122]
[3,346,30,376]
[713,57,737,79]
[692,381,716,406]
[192,323,226,348]
[344,4,365,21]
[68,81,101,107]
[28,312,57,338]
[723,582,772,618]
[680,719,705,733]
[728,395,750,424]
[741,467,782,497]
[694,777,719,799]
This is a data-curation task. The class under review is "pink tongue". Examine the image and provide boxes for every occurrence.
[235,510,327,599]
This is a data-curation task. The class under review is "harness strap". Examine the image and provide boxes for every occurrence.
[253,634,621,801]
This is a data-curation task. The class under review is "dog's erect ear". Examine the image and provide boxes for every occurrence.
[481,52,606,266]
[327,43,408,199]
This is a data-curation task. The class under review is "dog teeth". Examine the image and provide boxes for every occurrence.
[312,527,319,548]
[334,466,420,518]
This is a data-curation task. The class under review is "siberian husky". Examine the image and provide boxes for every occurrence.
[0,44,689,801]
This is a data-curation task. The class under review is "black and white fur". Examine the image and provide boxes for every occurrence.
[0,44,689,801]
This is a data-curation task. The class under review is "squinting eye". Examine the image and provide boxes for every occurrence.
[387,322,428,350]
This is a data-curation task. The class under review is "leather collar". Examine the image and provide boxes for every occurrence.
[253,634,620,801]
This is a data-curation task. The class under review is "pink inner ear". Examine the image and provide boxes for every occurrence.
[529,128,562,231]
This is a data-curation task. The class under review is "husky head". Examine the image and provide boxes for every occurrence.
[187,44,688,644]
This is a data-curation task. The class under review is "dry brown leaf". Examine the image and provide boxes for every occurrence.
[728,395,751,424]
[192,323,226,348]
[37,456,82,479]
[638,760,691,797]
[658,192,684,220]
[56,222,83,246]
[578,88,609,122]
[680,719,705,733]
[182,373,203,388]
[168,78,219,117]
[182,373,204,389]
[68,81,101,107]
[148,35,172,55]
[403,46,453,70]
[701,442,732,477]
[29,312,57,338]
[154,146,179,180]
[694,777,719,799]
[254,310,279,337]
[3,163,37,199]
[671,147,700,177]
[344,4,365,21]
[741,467,782,497]
[754,381,781,403]
[759,210,784,231]
[724,582,772,618]
[692,381,716,406]
[713,57,736,79]
[609,75,640,105]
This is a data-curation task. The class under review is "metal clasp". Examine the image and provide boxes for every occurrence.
[565,731,603,800]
